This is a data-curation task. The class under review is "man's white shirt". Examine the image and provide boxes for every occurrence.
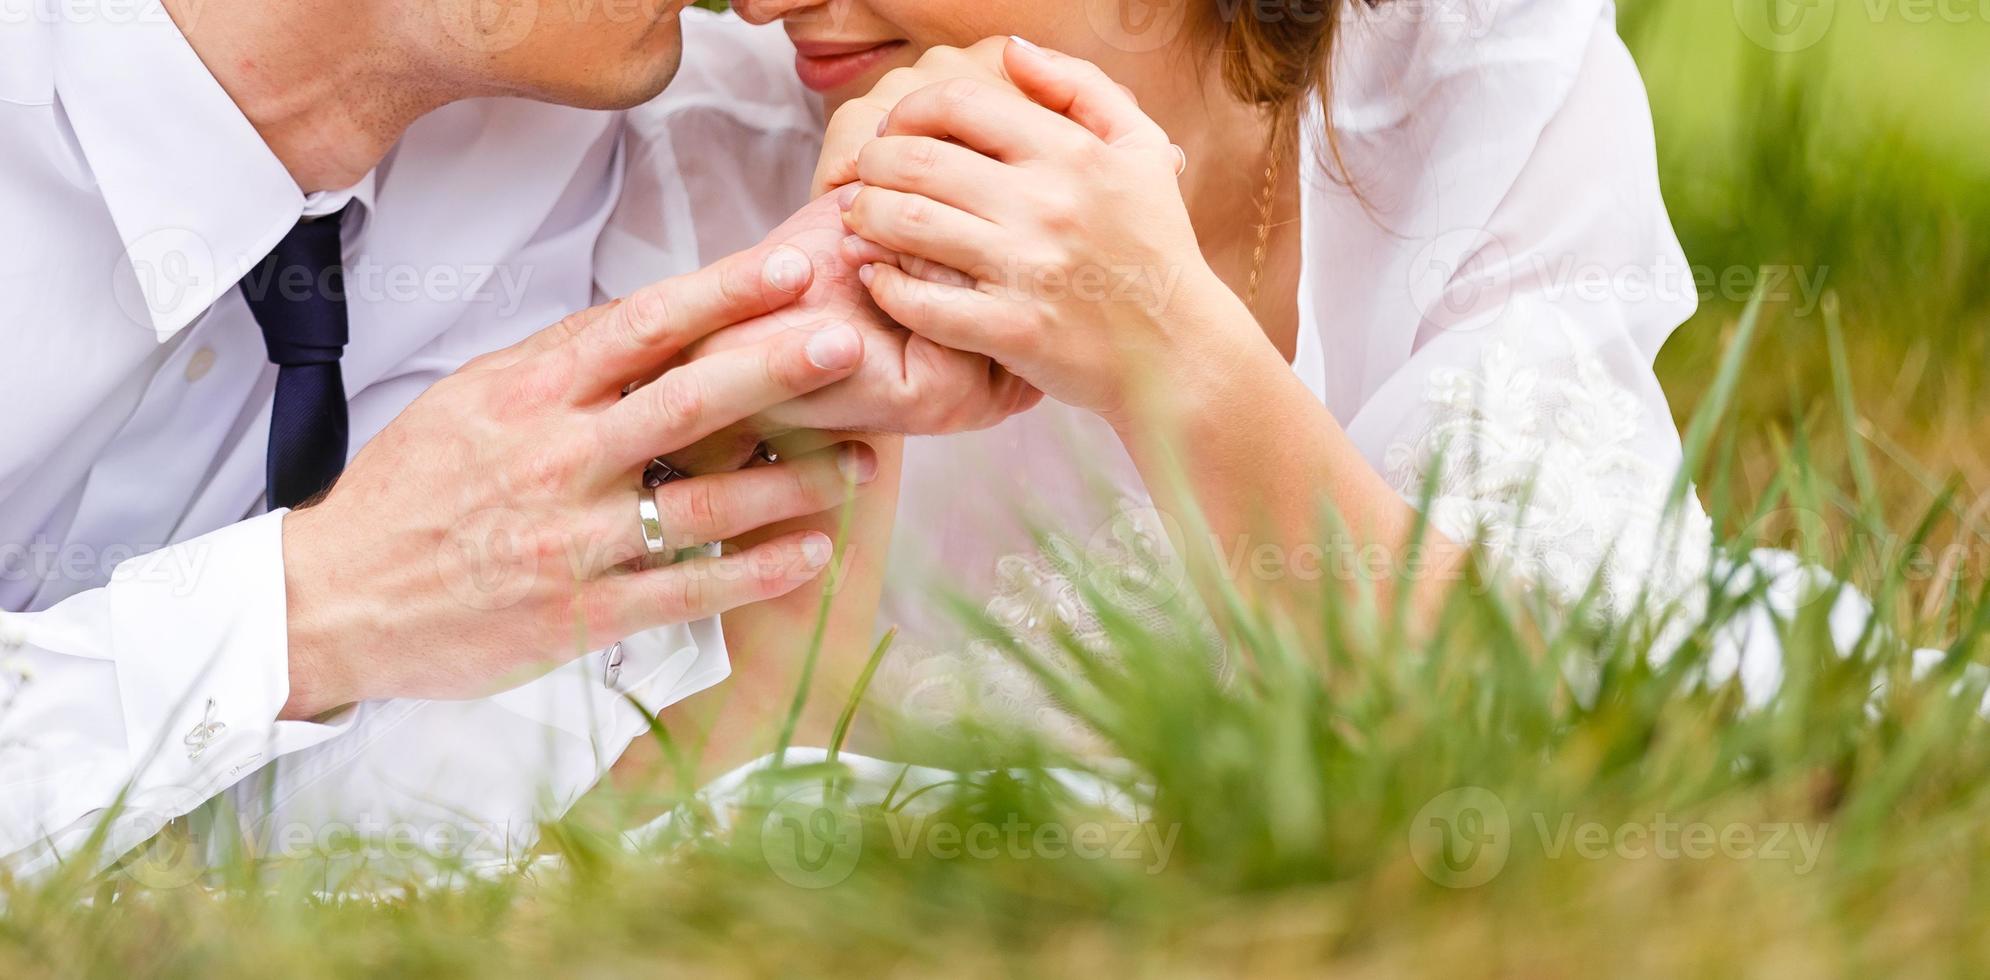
[0,2,730,877]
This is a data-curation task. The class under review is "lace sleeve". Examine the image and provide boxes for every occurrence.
[1376,316,1714,623]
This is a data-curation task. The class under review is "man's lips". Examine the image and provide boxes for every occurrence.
[792,40,908,93]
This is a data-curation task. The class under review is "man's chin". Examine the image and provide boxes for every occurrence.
[545,28,686,110]
[611,45,687,109]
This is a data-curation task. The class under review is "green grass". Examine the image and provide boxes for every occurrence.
[8,3,1990,976]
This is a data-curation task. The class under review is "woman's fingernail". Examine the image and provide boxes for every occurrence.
[858,264,877,287]
[875,115,890,137]
[801,533,834,569]
[838,444,879,484]
[838,183,863,211]
[1009,35,1044,56]
[805,324,861,370]
[764,246,811,292]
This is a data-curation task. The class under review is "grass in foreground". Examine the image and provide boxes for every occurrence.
[5,285,1990,979]
[7,5,1990,976]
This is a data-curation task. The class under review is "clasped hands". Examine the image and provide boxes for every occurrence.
[278,37,1214,719]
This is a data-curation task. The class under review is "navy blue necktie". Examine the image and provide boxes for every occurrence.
[241,207,351,511]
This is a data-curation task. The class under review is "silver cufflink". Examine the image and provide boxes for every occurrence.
[183,698,226,761]
[604,642,626,690]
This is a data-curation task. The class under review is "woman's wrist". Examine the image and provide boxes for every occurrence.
[1109,269,1286,438]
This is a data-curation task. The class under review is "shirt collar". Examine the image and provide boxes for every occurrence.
[52,0,376,342]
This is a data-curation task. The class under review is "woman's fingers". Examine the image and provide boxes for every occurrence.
[856,136,1012,218]
[597,322,864,467]
[838,235,977,289]
[878,77,1096,164]
[811,40,1017,195]
[838,234,902,269]
[564,243,817,396]
[1003,38,1173,154]
[841,185,1008,275]
[597,529,837,635]
[861,262,1013,360]
[587,442,878,568]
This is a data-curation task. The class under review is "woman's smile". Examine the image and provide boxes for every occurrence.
[791,38,910,93]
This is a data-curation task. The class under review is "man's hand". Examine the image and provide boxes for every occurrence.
[279,242,878,718]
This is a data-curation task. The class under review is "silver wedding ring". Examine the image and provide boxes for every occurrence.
[637,487,667,556]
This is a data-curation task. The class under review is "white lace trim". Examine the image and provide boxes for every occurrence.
[878,332,1715,741]
[1381,335,1713,626]
[876,501,1217,751]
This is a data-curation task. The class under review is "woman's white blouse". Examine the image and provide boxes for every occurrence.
[603,3,1715,736]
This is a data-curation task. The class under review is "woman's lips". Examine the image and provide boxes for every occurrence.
[792,40,908,93]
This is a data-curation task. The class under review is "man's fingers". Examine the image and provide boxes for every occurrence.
[596,322,864,467]
[588,443,878,567]
[995,368,1046,419]
[567,243,817,395]
[1003,38,1172,152]
[814,97,892,197]
[652,442,876,550]
[473,301,618,373]
[598,530,837,634]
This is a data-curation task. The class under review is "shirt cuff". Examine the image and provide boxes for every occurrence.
[104,510,354,814]
[485,615,731,743]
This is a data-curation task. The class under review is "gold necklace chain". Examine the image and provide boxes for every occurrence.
[1244,135,1285,311]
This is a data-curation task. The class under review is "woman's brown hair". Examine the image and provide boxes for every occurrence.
[1216,0,1354,173]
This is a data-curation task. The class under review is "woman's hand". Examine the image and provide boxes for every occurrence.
[678,190,1041,444]
[836,38,1250,429]
[810,38,1017,198]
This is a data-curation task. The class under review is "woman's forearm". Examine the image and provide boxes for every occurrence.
[1115,291,1465,620]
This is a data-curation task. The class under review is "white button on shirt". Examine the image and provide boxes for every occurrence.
[0,3,730,877]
